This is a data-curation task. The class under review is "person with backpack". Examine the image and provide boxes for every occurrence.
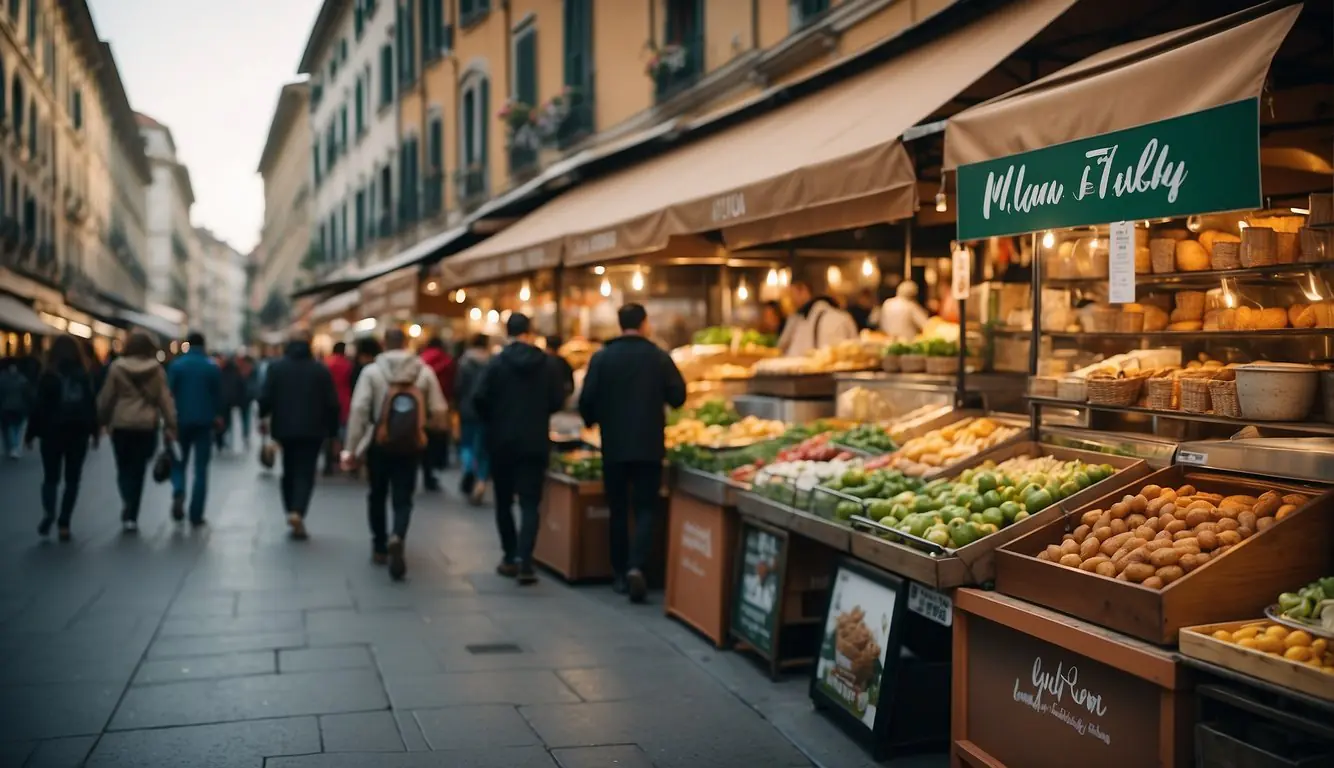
[259,331,341,540]
[0,357,32,459]
[97,332,177,532]
[452,333,491,503]
[418,337,455,490]
[342,328,447,580]
[472,314,568,585]
[24,335,98,540]
[167,332,223,527]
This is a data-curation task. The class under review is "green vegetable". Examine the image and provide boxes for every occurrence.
[834,501,862,521]
[1278,592,1306,615]
[981,507,1005,528]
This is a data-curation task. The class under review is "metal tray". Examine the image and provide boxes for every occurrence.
[674,466,743,507]
[1264,604,1334,640]
[736,490,798,530]
[746,373,839,399]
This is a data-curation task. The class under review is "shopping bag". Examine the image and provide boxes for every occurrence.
[151,448,174,484]
[259,440,278,470]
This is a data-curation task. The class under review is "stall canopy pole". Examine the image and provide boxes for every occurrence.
[1028,232,1041,436]
[553,266,564,338]
[956,238,967,410]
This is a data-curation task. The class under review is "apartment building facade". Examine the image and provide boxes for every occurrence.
[254,81,313,333]
[195,226,247,351]
[138,113,198,321]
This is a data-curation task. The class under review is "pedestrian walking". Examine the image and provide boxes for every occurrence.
[342,328,448,580]
[259,332,341,540]
[419,337,454,490]
[578,303,687,602]
[167,332,222,526]
[217,355,247,452]
[323,342,353,475]
[472,314,567,585]
[452,333,491,503]
[0,357,32,459]
[237,353,258,449]
[24,336,98,540]
[97,332,177,532]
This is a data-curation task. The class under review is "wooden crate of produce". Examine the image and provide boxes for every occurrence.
[996,467,1334,644]
[1180,620,1334,703]
[849,443,1149,589]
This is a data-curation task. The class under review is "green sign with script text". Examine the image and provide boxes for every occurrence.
[956,99,1261,241]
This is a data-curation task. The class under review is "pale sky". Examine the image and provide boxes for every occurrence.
[90,0,325,254]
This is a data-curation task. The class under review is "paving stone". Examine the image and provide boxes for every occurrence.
[555,661,727,703]
[382,669,581,710]
[0,647,140,686]
[22,735,97,767]
[133,651,276,685]
[319,711,404,752]
[392,709,430,752]
[147,630,307,659]
[552,744,656,768]
[413,704,540,750]
[159,611,304,638]
[109,669,389,730]
[265,746,559,768]
[166,594,237,617]
[0,740,35,766]
[279,645,372,673]
[0,681,121,741]
[236,590,353,614]
[85,716,320,768]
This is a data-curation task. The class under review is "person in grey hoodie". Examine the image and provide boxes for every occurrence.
[342,328,447,580]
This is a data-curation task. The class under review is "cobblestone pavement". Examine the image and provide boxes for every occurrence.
[0,442,945,768]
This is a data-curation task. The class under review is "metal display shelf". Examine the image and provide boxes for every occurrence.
[994,327,1334,339]
[1173,435,1334,486]
[1028,396,1334,437]
[1040,259,1334,287]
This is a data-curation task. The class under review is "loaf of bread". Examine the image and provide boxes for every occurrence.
[1218,308,1237,330]
[1289,304,1316,329]
[1235,306,1256,330]
[1142,304,1169,331]
[1199,230,1241,255]
[1174,291,1206,320]
[1134,246,1152,274]
[1203,309,1221,331]
[1256,307,1288,330]
[1168,321,1204,331]
[1175,240,1210,271]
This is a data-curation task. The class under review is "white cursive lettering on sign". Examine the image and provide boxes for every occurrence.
[711,192,747,223]
[681,521,714,560]
[571,231,618,258]
[1011,655,1112,746]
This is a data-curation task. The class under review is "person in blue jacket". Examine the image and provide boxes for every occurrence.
[167,331,222,526]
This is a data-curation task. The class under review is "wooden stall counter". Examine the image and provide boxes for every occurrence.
[952,589,1193,768]
[535,473,613,581]
[664,489,738,647]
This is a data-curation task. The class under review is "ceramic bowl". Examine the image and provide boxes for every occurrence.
[1234,363,1319,421]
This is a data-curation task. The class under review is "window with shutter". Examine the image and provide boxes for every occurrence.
[790,0,829,29]
[380,45,394,106]
[461,88,476,166]
[339,104,348,154]
[513,26,537,107]
[354,78,364,136]
[355,189,365,251]
[479,79,489,167]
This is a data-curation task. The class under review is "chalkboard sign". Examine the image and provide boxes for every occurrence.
[730,520,788,659]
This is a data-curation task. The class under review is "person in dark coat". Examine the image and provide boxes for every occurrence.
[452,333,491,502]
[578,303,687,602]
[217,356,247,451]
[472,314,567,585]
[25,336,98,540]
[544,335,575,406]
[258,332,341,537]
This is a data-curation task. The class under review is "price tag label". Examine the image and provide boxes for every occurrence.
[1108,221,1135,304]
[951,246,971,301]
[907,582,953,627]
[1177,450,1208,466]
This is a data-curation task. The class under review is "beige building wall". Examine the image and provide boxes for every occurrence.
[256,82,312,328]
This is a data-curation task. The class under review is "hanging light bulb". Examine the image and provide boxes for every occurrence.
[599,277,612,297]
[935,191,947,213]
[736,280,749,301]
[779,269,790,287]
[593,265,606,275]
[468,307,482,321]
[518,281,531,302]
[455,289,466,304]
[486,309,499,324]
[765,268,779,287]
[1041,231,1055,249]
[826,265,842,288]
[425,281,438,293]
[630,270,644,292]
[408,324,422,338]
[861,256,875,277]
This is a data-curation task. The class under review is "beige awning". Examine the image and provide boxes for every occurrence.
[945,3,1302,169]
[309,289,361,323]
[444,0,1075,279]
[438,233,561,290]
[0,294,60,334]
[359,267,420,318]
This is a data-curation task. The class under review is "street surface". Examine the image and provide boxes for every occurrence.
[0,439,942,767]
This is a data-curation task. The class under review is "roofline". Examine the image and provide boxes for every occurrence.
[136,112,178,155]
[257,81,310,175]
[98,43,153,184]
[296,0,350,75]
[172,162,195,207]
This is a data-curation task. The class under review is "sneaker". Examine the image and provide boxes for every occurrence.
[496,560,519,579]
[190,518,208,529]
[57,527,71,543]
[371,550,387,565]
[387,536,407,581]
[627,569,648,604]
[517,566,538,586]
[459,471,476,496]
[37,515,54,537]
[423,476,440,492]
[611,576,629,595]
[122,520,139,534]
[469,481,487,506]
[170,496,185,522]
[287,513,308,540]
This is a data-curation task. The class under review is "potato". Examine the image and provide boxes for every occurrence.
[1095,561,1117,577]
[1155,530,1174,541]
[1212,629,1232,641]
[1233,626,1261,640]
[1109,501,1130,519]
[1196,492,1224,505]
[1130,495,1149,514]
[1149,548,1181,567]
[1179,553,1204,572]
[1219,500,1249,516]
[1146,497,1172,515]
[1252,493,1281,518]
[1044,544,1064,561]
[1110,537,1147,561]
[1155,565,1185,584]
[1281,493,1308,506]
[1174,529,1197,541]
[1254,635,1284,654]
[1237,510,1257,531]
[1157,512,1177,526]
[1116,548,1148,570]
[1164,519,1187,534]
[1061,533,1076,543]
[1141,576,1164,589]
[1186,499,1215,513]
[1285,630,1313,648]
[1096,512,1112,529]
[1216,517,1239,533]
[1093,526,1113,542]
[1217,529,1242,547]
[1079,537,1102,560]
[1100,532,1133,556]
[1223,494,1259,507]
[1275,504,1297,521]
[1141,484,1162,499]
[1173,540,1201,555]
[1144,539,1175,552]
[1256,517,1276,532]
[1109,518,1129,536]
[1216,544,1233,556]
[1081,510,1104,527]
[1176,485,1196,497]
[1195,530,1219,551]
[1079,556,1110,573]
[1194,522,1218,535]
[1133,525,1157,541]
[1285,646,1314,663]
[1071,524,1091,543]
[1158,503,1177,519]
[1059,553,1083,568]
[1059,539,1080,557]
[1237,526,1254,540]
[1126,513,1148,530]
[1037,550,1051,561]
[1184,509,1212,528]
[1123,563,1155,583]
[1116,571,1130,581]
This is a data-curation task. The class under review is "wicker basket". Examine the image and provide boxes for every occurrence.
[899,354,926,373]
[1145,375,1179,410]
[1150,239,1177,274]
[1210,241,1242,270]
[925,356,956,375]
[1117,309,1145,333]
[1087,306,1121,333]
[882,354,901,373]
[1179,377,1214,413]
[1087,374,1147,407]
[1057,377,1088,402]
[1209,379,1241,418]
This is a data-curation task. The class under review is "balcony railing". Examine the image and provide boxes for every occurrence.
[552,93,594,149]
[652,43,702,103]
[507,123,541,181]
[453,165,487,211]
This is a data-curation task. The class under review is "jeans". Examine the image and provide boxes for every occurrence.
[459,419,489,481]
[0,414,22,455]
[422,430,449,486]
[237,404,253,443]
[491,456,547,568]
[279,438,323,517]
[111,429,157,521]
[366,448,419,553]
[40,433,90,526]
[172,425,213,522]
[604,461,661,576]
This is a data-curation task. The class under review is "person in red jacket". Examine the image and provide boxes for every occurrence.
[419,337,454,490]
[323,342,353,474]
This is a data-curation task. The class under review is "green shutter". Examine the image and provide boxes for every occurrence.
[562,0,590,89]
[461,89,475,165]
[428,116,442,169]
[479,79,489,167]
[516,30,537,107]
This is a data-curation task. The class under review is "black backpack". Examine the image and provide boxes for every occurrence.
[55,374,91,426]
